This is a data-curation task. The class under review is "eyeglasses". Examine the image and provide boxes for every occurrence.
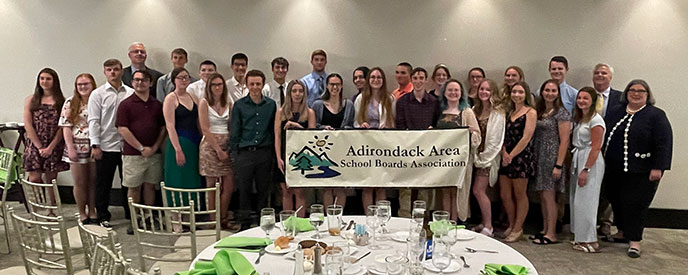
[132,78,149,83]
[175,76,190,81]
[628,88,647,93]
[129,50,146,55]
[76,83,91,87]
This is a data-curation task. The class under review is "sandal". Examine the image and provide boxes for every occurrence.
[627,247,641,258]
[528,232,545,240]
[480,227,494,237]
[533,236,560,245]
[504,229,523,243]
[573,243,601,253]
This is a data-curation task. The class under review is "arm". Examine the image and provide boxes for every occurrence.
[118,126,143,153]
[553,121,571,181]
[42,127,64,157]
[87,92,103,159]
[343,100,355,129]
[59,101,78,161]
[162,94,185,166]
[395,99,407,129]
[229,102,242,152]
[650,109,673,181]
[274,109,284,173]
[462,109,481,149]
[198,99,225,156]
[307,108,316,129]
[475,111,505,167]
[23,96,43,149]
[507,108,537,159]
[578,124,604,187]
[156,77,166,102]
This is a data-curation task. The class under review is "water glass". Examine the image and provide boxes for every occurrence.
[279,210,295,236]
[432,210,450,236]
[310,204,324,239]
[326,205,344,236]
[386,255,409,275]
[366,205,382,250]
[432,240,452,275]
[376,200,392,235]
[412,200,426,225]
[259,208,275,238]
[325,249,344,275]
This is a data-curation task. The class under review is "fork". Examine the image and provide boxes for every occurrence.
[465,247,498,253]
[255,247,266,264]
[459,256,470,268]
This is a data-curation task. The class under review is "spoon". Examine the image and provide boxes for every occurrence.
[465,247,498,253]
[459,256,470,268]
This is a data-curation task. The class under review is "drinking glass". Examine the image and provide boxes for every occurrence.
[366,205,382,250]
[412,200,426,225]
[259,208,275,238]
[325,249,344,275]
[326,205,344,236]
[385,254,409,275]
[331,241,350,268]
[407,228,427,275]
[432,240,452,275]
[376,200,392,235]
[279,210,295,236]
[310,204,324,239]
[432,210,450,236]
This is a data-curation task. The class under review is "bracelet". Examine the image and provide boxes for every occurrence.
[554,164,563,169]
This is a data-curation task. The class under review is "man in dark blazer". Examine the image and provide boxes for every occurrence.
[122,42,163,98]
[592,62,622,238]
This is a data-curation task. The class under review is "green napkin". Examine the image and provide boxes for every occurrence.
[213,237,271,252]
[484,263,528,275]
[284,216,316,233]
[429,221,465,234]
[176,250,257,275]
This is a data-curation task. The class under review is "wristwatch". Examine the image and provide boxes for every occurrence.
[138,145,145,152]
[582,167,591,172]
[91,144,99,149]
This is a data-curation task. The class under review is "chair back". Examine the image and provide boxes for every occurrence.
[90,242,126,275]
[128,197,197,271]
[21,178,62,221]
[0,147,19,254]
[9,207,74,274]
[161,181,221,241]
[77,213,117,268]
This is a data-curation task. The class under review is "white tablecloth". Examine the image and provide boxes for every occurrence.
[192,216,538,274]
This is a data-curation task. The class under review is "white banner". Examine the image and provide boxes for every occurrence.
[285,129,470,188]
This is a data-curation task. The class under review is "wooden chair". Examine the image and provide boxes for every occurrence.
[0,147,22,253]
[128,197,197,273]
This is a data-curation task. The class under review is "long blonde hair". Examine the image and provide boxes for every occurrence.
[280,79,308,122]
[355,67,395,128]
[473,79,503,117]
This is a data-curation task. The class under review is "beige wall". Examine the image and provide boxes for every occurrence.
[1,0,686,209]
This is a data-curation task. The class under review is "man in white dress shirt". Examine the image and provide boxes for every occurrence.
[261,57,289,108]
[88,59,134,228]
[226,53,249,103]
[187,60,217,100]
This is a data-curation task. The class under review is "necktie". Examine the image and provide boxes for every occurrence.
[595,93,605,115]
[317,77,324,96]
[279,85,284,107]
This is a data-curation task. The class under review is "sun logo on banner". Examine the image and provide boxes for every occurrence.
[289,134,341,178]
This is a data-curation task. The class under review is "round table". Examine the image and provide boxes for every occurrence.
[192,216,538,274]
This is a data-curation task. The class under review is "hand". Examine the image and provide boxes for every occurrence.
[217,149,229,161]
[649,169,663,181]
[277,158,285,173]
[324,125,334,130]
[360,122,370,128]
[39,145,54,158]
[502,152,512,166]
[577,170,589,187]
[175,150,186,166]
[141,147,154,157]
[552,167,562,181]
[284,121,304,130]
[67,146,78,162]
[91,147,103,160]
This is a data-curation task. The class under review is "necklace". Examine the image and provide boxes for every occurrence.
[626,104,646,114]
[604,105,646,172]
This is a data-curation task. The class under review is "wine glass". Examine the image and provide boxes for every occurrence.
[432,240,452,275]
[407,227,427,275]
[259,208,276,238]
[279,210,295,236]
[366,205,382,250]
[325,249,344,275]
[432,210,450,236]
[376,200,392,235]
[412,200,426,225]
[309,204,324,239]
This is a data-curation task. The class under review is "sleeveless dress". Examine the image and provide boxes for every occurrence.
[23,104,69,172]
[199,106,232,177]
[164,94,202,205]
[533,108,570,192]
[277,112,309,182]
[499,112,535,179]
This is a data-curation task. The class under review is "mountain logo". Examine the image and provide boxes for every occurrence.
[289,134,340,178]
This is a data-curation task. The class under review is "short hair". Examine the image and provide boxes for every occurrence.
[550,56,569,70]
[245,69,265,85]
[103,58,122,68]
[574,87,598,123]
[171,48,188,58]
[231,53,248,65]
[438,79,470,111]
[199,60,217,69]
[397,62,413,74]
[311,49,327,60]
[431,64,451,81]
[468,67,486,78]
[411,67,427,78]
[594,63,614,75]
[271,57,289,69]
[133,69,153,82]
[353,66,370,79]
[621,79,656,106]
[128,42,145,51]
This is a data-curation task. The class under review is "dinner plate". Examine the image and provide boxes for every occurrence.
[265,243,298,254]
[342,263,367,275]
[366,265,387,275]
[423,260,461,273]
[455,229,476,241]
[391,231,410,242]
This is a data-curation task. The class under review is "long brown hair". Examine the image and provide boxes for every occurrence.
[204,73,229,108]
[536,79,563,120]
[280,80,308,122]
[31,68,65,112]
[67,73,96,124]
[503,81,534,114]
[473,79,503,117]
[355,67,395,128]
[573,87,598,123]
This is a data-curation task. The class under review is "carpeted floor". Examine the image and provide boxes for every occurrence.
[1,203,687,274]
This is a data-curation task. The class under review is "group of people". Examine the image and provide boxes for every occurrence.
[21,43,672,259]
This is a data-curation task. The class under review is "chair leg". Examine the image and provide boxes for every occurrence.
[1,207,10,254]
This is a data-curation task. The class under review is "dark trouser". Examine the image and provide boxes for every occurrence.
[95,151,124,222]
[604,169,658,242]
[234,147,274,226]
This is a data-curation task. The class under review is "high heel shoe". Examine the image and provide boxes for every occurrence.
[504,229,523,243]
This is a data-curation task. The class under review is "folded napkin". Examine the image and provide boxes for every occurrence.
[176,250,257,275]
[484,263,528,275]
[429,221,466,234]
[284,216,316,233]
[214,237,271,252]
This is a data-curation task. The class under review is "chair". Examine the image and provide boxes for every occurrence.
[161,181,221,241]
[90,242,126,275]
[9,207,75,274]
[128,197,197,273]
[0,146,22,253]
[20,178,63,221]
[76,213,116,268]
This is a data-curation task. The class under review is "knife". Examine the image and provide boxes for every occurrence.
[352,251,371,263]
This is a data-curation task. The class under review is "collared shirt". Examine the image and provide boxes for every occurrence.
[392,82,414,100]
[116,94,164,155]
[301,71,327,107]
[156,71,197,102]
[559,80,578,113]
[262,79,287,108]
[226,76,249,104]
[123,65,163,99]
[395,91,440,129]
[186,79,207,100]
[229,95,276,150]
[87,81,134,152]
[596,86,611,117]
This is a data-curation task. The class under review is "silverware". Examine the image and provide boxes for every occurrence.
[459,255,470,268]
[255,247,266,264]
[465,247,498,253]
[352,251,371,263]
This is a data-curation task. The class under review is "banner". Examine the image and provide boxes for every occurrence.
[285,128,470,188]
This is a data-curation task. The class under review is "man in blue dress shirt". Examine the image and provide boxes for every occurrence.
[548,56,578,112]
[301,49,328,107]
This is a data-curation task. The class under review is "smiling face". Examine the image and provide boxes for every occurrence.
[75,76,93,97]
[128,44,147,66]
[327,76,342,97]
[290,83,306,104]
[411,71,427,92]
[272,63,288,80]
[395,65,411,86]
[504,68,521,87]
[469,69,484,88]
[626,83,648,107]
[433,68,449,87]
[576,91,593,111]
[369,70,383,90]
[444,82,462,104]
[549,61,567,82]
[510,84,526,105]
[353,70,366,91]
[478,81,492,103]
[246,76,264,97]
[131,72,151,93]
[231,59,248,80]
[593,66,612,91]
[174,71,191,90]
[39,72,54,91]
[199,64,216,82]
[542,82,560,104]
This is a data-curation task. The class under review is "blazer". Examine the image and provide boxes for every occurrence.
[605,88,623,118]
[472,109,506,186]
[122,66,164,99]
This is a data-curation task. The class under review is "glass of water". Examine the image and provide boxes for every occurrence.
[412,200,426,225]
[407,228,427,275]
[376,200,392,235]
[279,210,295,236]
[432,240,452,275]
[325,249,344,275]
[310,204,324,239]
[259,208,275,238]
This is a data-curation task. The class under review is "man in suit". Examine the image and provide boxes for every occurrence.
[122,42,163,98]
[593,62,622,238]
